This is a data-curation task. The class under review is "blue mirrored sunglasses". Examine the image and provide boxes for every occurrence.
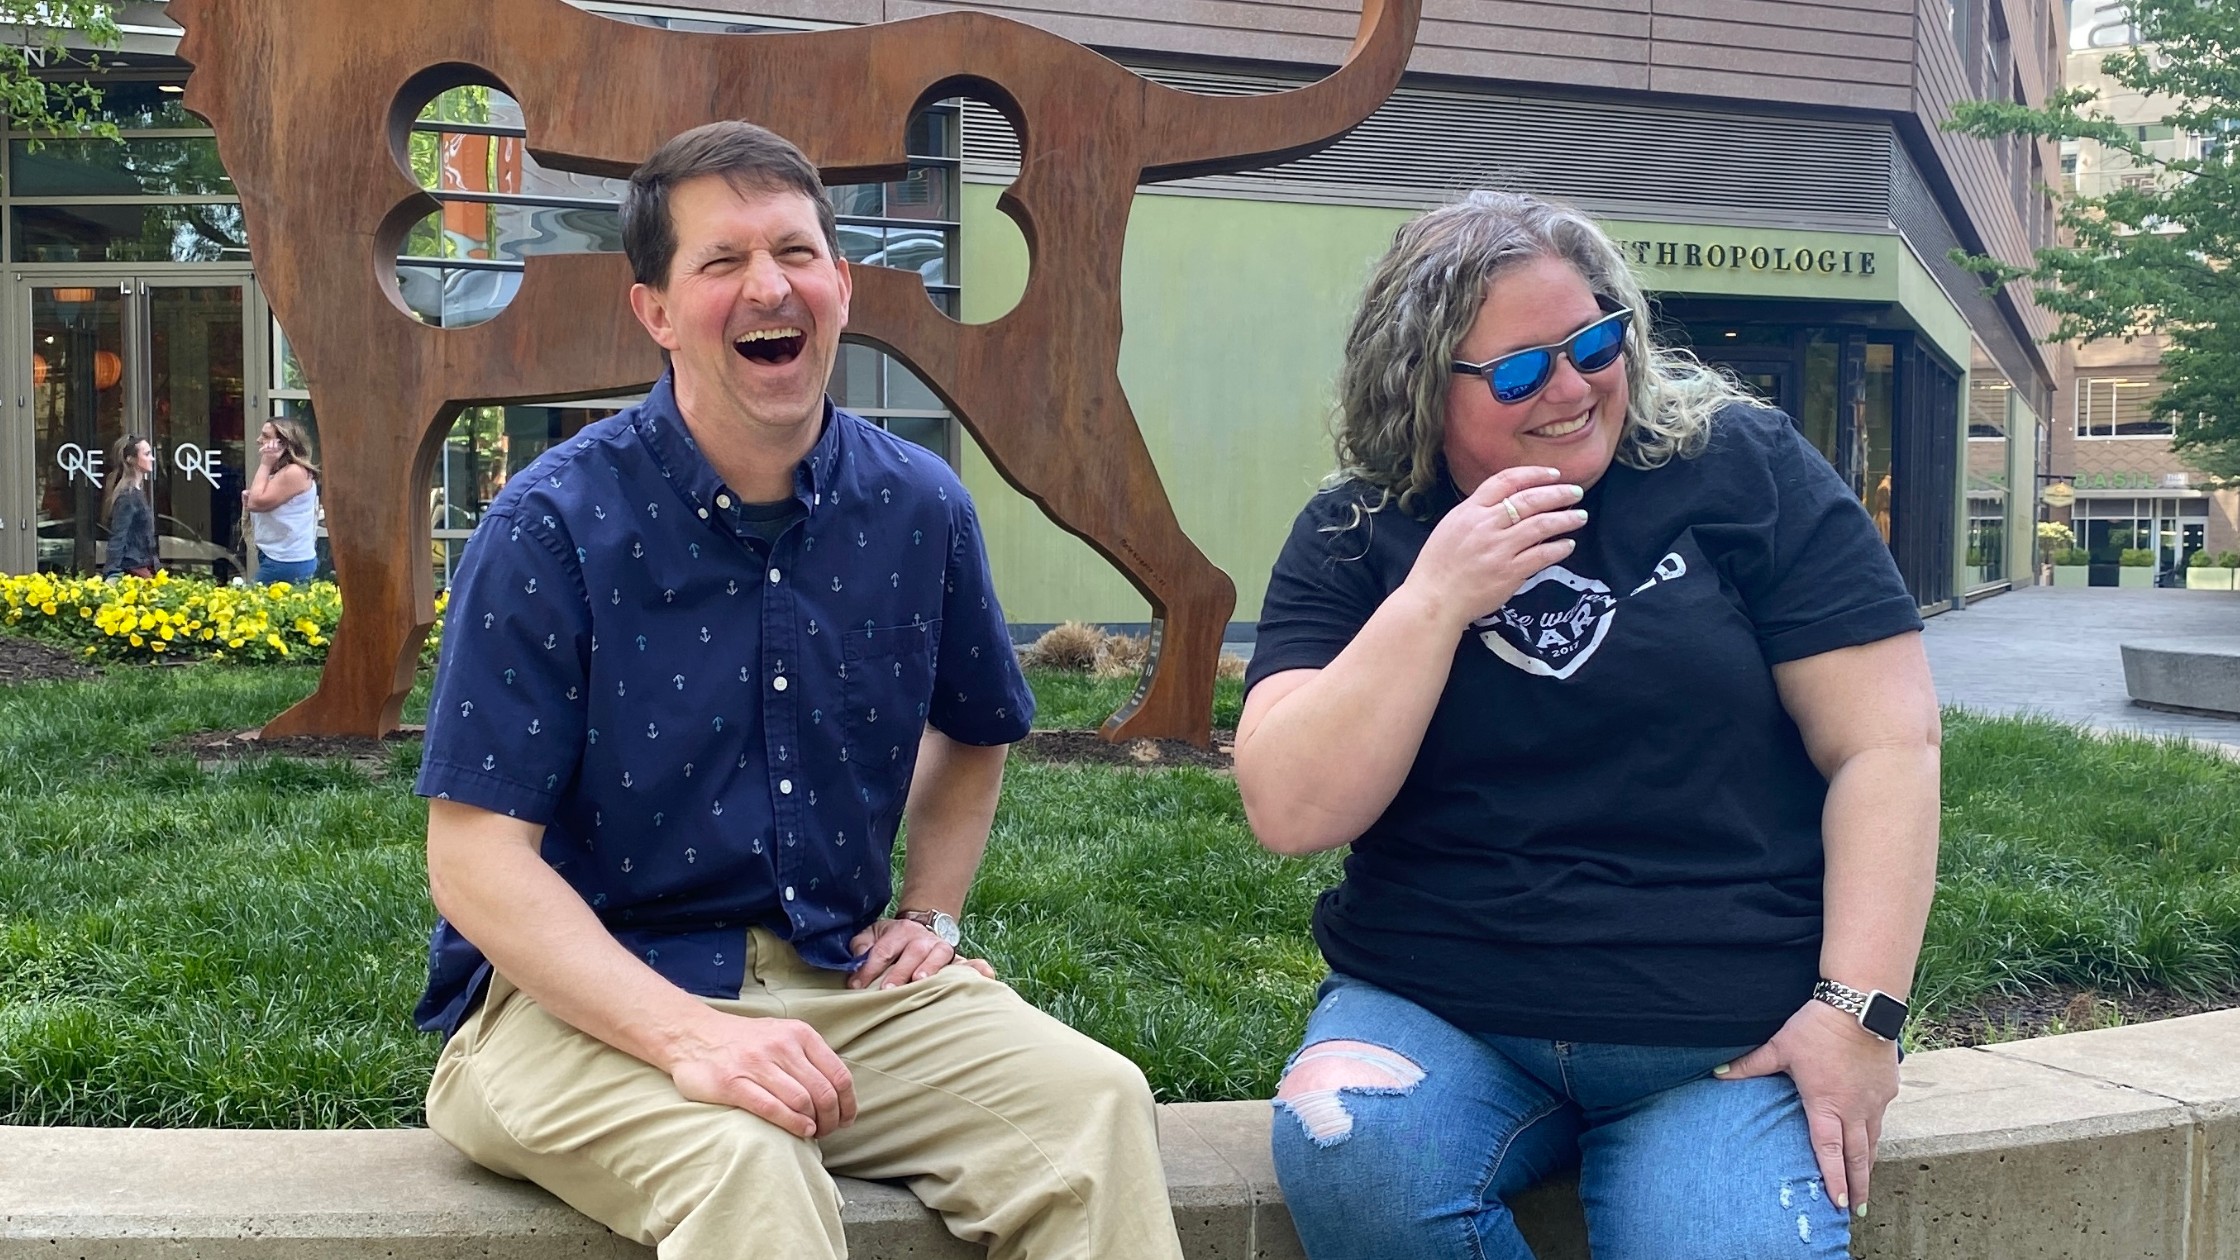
[1451,307,1634,405]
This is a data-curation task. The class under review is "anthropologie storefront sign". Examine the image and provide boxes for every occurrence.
[1609,236,1879,277]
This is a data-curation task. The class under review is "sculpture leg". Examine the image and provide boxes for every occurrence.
[1006,391,1234,748]
[262,429,435,738]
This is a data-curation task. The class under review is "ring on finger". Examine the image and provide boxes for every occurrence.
[1500,496,1523,527]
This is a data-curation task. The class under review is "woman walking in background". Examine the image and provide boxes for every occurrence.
[101,433,159,580]
[245,418,321,585]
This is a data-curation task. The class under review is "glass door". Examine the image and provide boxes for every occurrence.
[26,282,129,574]
[17,275,251,577]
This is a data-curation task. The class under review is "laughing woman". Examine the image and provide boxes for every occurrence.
[1235,190,1940,1260]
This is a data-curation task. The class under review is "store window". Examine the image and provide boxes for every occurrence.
[1965,347,2012,588]
[7,81,246,264]
[2076,375,2174,438]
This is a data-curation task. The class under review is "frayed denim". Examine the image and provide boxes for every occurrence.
[1271,973,1848,1260]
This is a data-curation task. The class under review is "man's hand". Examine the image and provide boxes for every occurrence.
[664,1011,857,1140]
[846,916,996,990]
[1716,998,1898,1217]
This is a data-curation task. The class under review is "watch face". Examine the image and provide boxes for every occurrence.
[1862,992,1908,1041]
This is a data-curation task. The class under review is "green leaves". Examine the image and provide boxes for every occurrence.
[0,4,123,145]
[1945,0,2240,473]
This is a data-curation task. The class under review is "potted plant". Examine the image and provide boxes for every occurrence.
[2052,547,2092,587]
[2117,547,2157,588]
[2189,549,2240,591]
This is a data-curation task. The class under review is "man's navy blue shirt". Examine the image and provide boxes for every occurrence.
[412,375,1033,1037]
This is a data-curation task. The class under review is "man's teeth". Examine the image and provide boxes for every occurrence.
[1530,412,1591,438]
[735,328,803,344]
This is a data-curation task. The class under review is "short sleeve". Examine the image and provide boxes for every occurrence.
[1736,419,1924,663]
[415,510,592,822]
[1246,492,1396,692]
[928,492,1034,744]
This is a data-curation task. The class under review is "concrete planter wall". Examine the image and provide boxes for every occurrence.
[2118,566,2156,588]
[5,1009,2239,1260]
[2053,565,2092,588]
[2185,566,2237,591]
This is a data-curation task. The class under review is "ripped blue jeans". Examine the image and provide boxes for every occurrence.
[1270,973,1848,1260]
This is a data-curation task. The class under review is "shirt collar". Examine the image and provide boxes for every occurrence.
[635,372,845,516]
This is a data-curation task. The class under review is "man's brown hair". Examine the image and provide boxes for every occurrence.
[621,120,839,287]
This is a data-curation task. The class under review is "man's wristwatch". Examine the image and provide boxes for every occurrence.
[1812,978,1909,1041]
[896,908,961,948]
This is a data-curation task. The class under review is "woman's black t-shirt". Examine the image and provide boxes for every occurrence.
[1247,405,1923,1047]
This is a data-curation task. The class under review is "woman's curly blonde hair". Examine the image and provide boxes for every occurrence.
[1332,189,1752,513]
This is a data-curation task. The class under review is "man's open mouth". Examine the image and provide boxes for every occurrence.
[735,327,806,365]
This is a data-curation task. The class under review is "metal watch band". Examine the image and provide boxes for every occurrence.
[1812,978,1908,1040]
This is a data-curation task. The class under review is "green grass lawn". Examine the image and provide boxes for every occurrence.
[1,662,2234,1127]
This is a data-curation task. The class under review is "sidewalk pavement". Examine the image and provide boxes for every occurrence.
[1925,585,2240,755]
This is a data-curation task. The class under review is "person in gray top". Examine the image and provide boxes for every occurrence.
[101,433,159,579]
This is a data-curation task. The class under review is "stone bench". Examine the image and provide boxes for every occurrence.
[5,1009,2236,1259]
[2124,639,2240,718]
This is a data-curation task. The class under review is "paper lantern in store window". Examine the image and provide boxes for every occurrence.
[94,350,123,391]
[31,352,47,387]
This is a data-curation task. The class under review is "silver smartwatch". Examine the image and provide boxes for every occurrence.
[1812,978,1909,1041]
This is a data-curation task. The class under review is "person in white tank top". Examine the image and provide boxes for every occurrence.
[245,418,322,585]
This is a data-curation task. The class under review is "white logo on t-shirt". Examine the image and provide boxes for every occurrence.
[1473,553,1688,679]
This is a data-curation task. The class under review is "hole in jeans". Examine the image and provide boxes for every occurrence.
[1273,1040,1425,1147]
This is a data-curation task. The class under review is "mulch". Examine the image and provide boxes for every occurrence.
[1914,984,2239,1049]
[1011,728,1234,771]
[0,635,102,684]
[156,726,424,775]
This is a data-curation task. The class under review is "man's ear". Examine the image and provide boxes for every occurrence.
[628,281,680,352]
[833,256,852,331]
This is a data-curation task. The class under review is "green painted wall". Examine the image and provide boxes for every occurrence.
[956,183,1409,626]
[955,188,1978,624]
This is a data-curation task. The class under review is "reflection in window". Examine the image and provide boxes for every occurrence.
[2076,376,2174,437]
[431,403,623,586]
[9,137,235,197]
[13,203,248,263]
[1860,344,1895,544]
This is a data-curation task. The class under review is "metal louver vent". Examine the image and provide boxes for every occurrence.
[962,67,1895,231]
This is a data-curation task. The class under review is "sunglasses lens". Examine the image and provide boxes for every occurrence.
[1572,315,1628,373]
[1489,350,1552,403]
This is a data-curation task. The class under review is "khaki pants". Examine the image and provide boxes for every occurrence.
[426,928,1183,1260]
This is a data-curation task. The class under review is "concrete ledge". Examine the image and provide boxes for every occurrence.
[6,1010,2237,1259]
[2123,639,2240,718]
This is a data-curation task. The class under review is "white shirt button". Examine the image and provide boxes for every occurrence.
[778,778,793,794]
[717,494,733,509]
[784,886,796,901]
[696,507,709,519]
[773,675,788,692]
[768,568,780,584]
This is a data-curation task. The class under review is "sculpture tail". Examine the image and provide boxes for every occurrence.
[1135,0,1420,183]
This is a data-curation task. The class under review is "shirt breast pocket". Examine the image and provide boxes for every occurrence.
[841,620,942,767]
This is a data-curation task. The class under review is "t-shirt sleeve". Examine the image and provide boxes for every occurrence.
[1246,492,1394,692]
[1734,416,1925,663]
[414,510,591,822]
[928,491,1034,745]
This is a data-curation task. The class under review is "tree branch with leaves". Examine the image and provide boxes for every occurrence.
[1946,0,2240,480]
[0,2,120,141]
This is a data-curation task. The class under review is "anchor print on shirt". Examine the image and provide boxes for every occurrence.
[1473,552,1688,680]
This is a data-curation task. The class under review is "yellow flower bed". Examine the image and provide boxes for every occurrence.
[0,571,352,665]
[2,573,456,667]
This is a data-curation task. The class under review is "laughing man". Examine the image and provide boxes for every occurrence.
[411,121,1184,1260]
